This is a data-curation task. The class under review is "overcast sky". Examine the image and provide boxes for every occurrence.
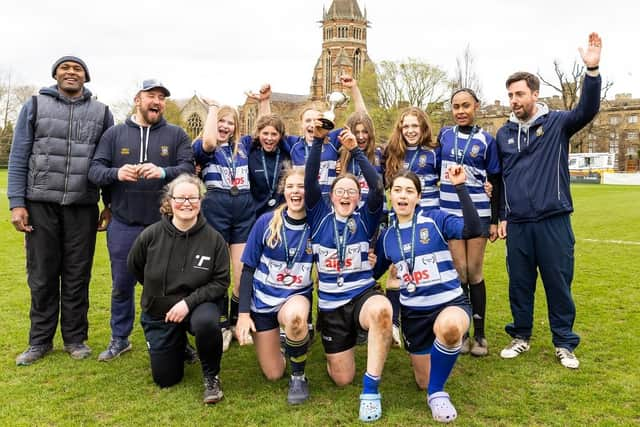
[1,0,637,117]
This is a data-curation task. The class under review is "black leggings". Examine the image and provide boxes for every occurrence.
[141,302,223,388]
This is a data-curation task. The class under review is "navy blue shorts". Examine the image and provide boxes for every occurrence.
[317,286,382,354]
[401,294,471,355]
[202,189,255,244]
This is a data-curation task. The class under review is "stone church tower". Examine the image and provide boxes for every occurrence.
[180,0,373,137]
[310,0,372,101]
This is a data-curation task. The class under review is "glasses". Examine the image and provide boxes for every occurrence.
[333,188,358,197]
[171,196,201,204]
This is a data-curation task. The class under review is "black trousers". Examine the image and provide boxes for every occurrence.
[24,201,98,345]
[141,302,223,388]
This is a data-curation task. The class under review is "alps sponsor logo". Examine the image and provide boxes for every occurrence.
[193,254,211,270]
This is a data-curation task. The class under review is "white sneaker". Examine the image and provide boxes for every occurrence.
[555,347,580,369]
[460,336,472,354]
[500,338,530,359]
[221,328,233,352]
[392,325,402,348]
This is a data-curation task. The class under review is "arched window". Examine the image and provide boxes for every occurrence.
[354,49,361,78]
[186,113,203,140]
[246,108,256,135]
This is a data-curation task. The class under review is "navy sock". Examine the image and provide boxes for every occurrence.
[469,280,486,338]
[362,372,380,395]
[428,338,461,395]
[386,289,401,327]
[285,334,310,377]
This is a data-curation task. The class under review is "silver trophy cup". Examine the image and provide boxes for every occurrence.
[320,91,350,130]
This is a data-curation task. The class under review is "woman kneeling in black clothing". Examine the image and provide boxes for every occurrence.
[128,173,230,404]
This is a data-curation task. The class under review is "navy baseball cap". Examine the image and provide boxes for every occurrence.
[138,78,171,97]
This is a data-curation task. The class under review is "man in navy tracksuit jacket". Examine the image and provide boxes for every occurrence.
[495,33,603,369]
[88,79,194,361]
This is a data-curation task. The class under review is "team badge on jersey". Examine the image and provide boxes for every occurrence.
[470,144,480,158]
[120,147,130,156]
[305,238,313,254]
[508,138,515,145]
[419,228,430,244]
[160,145,169,157]
[536,127,544,137]
[418,154,427,168]
[347,218,357,233]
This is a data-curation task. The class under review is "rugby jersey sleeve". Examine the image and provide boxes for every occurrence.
[193,138,215,167]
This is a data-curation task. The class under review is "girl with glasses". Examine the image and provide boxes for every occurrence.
[305,118,389,423]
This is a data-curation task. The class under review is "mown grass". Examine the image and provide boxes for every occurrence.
[1,171,639,426]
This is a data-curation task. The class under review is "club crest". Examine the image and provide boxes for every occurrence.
[347,218,357,233]
[419,228,430,244]
[418,154,427,168]
[470,144,480,158]
[120,147,130,156]
[305,239,313,254]
[536,127,544,137]
[160,145,169,157]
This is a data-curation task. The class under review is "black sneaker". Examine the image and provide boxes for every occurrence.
[184,342,199,364]
[16,343,53,366]
[203,376,224,404]
[64,342,92,360]
[98,338,131,362]
[287,375,310,405]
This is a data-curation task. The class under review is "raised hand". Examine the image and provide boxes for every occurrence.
[338,128,357,150]
[578,32,602,68]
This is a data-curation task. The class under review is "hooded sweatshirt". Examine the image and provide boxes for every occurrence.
[496,74,601,223]
[89,116,194,226]
[127,214,230,318]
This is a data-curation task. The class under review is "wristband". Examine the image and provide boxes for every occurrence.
[586,65,599,71]
[160,168,166,179]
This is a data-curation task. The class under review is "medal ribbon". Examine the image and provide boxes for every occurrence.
[260,148,280,198]
[394,212,417,283]
[220,144,237,186]
[453,125,477,165]
[281,212,309,270]
[332,216,351,273]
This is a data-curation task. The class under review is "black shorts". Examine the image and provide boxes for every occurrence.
[318,286,382,354]
[401,294,471,355]
[479,216,492,239]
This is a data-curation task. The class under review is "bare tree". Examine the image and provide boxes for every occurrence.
[537,60,614,152]
[0,71,38,131]
[452,44,483,101]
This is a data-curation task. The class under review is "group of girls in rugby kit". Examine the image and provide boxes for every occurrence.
[188,76,500,423]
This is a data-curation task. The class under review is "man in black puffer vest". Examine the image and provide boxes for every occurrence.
[8,55,114,365]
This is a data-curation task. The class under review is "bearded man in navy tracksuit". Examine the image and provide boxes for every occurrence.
[496,33,602,369]
[89,79,194,361]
